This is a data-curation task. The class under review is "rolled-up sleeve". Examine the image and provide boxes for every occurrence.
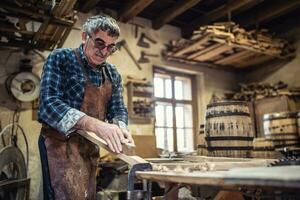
[38,50,85,134]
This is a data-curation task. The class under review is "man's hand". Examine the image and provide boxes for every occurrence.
[76,116,132,153]
[121,129,134,146]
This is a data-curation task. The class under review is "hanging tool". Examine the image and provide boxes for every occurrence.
[77,130,153,200]
[117,40,142,70]
[129,22,145,38]
[138,51,159,63]
[137,33,157,48]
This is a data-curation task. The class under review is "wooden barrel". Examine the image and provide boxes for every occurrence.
[252,138,280,159]
[205,101,254,158]
[197,124,207,156]
[298,112,300,138]
[263,112,299,149]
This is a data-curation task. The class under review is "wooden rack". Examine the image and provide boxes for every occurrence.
[0,0,77,51]
[126,80,154,123]
[163,22,295,69]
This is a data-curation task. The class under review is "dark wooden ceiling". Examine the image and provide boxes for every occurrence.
[76,0,300,38]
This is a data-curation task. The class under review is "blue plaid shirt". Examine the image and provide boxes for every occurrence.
[38,44,128,134]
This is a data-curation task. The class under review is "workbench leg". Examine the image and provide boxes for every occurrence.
[164,183,179,200]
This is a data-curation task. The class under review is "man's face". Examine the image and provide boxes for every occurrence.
[82,30,118,66]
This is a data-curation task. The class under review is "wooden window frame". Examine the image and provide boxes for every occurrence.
[153,67,198,152]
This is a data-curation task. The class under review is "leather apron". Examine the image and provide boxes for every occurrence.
[40,49,112,200]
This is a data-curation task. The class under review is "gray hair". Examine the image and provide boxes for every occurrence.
[83,15,120,37]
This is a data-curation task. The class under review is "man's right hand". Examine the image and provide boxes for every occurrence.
[76,115,125,153]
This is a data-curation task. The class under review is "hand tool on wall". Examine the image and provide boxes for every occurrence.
[138,51,159,63]
[129,22,145,38]
[137,33,157,48]
[117,40,142,70]
[77,130,153,200]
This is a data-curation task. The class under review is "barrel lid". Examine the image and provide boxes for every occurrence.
[207,100,248,108]
[263,111,297,120]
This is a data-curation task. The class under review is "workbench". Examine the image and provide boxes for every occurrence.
[136,157,300,199]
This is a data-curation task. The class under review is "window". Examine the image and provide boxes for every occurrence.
[154,69,195,153]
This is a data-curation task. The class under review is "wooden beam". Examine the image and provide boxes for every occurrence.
[194,44,232,61]
[173,33,212,57]
[81,0,101,13]
[182,0,255,38]
[119,0,154,23]
[152,0,201,30]
[238,0,300,27]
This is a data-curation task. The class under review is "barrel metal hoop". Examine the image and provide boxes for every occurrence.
[205,136,254,141]
[264,133,298,137]
[207,146,253,151]
[206,112,250,118]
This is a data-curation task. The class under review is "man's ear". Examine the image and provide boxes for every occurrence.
[82,32,88,44]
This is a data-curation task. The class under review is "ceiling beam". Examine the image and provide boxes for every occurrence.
[238,0,300,28]
[81,0,101,13]
[152,0,201,30]
[119,0,154,23]
[182,0,255,38]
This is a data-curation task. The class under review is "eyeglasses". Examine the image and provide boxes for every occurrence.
[87,34,118,54]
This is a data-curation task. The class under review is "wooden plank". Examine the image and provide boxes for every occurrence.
[184,155,267,162]
[51,0,65,17]
[119,0,154,23]
[187,43,223,59]
[32,18,50,45]
[236,54,273,68]
[183,0,256,38]
[152,160,272,172]
[57,26,73,48]
[194,44,232,61]
[239,0,300,27]
[215,50,252,65]
[173,33,212,57]
[152,0,201,30]
[62,0,77,17]
[210,38,282,58]
[77,130,149,166]
[137,165,300,189]
[136,171,226,186]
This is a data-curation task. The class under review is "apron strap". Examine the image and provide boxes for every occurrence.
[73,48,89,81]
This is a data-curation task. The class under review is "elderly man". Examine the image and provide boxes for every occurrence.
[38,15,133,200]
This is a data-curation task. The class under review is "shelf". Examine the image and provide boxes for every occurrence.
[126,80,154,124]
[163,22,295,69]
[133,91,153,98]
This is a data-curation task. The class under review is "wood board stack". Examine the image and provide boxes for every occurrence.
[225,81,300,101]
[163,22,295,69]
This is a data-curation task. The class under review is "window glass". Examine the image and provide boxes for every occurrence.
[175,76,192,100]
[154,77,163,97]
[165,79,172,99]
